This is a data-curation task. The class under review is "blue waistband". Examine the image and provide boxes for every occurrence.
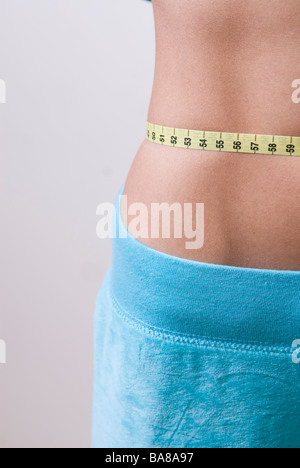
[110,185,300,351]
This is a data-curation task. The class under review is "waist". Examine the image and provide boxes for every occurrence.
[147,76,300,140]
[125,3,300,270]
[150,0,300,137]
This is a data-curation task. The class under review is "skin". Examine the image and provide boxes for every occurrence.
[122,0,300,270]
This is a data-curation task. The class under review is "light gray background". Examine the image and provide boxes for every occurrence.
[0,0,154,448]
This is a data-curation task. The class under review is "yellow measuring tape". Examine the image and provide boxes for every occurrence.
[146,121,300,157]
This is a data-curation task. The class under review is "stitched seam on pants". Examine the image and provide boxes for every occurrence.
[109,287,293,357]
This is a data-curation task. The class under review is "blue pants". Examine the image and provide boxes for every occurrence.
[92,185,300,448]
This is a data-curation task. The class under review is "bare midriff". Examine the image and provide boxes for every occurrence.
[122,0,300,270]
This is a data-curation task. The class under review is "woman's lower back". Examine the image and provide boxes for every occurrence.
[123,0,300,270]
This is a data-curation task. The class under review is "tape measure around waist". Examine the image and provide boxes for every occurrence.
[146,122,300,157]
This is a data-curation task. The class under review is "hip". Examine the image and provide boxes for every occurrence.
[123,138,300,271]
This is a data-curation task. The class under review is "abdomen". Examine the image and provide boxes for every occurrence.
[123,0,300,270]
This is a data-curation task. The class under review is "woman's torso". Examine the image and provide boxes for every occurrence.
[123,0,300,270]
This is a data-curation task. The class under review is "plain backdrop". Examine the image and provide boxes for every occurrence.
[0,0,154,448]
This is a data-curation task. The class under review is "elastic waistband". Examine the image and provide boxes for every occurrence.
[110,185,300,351]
